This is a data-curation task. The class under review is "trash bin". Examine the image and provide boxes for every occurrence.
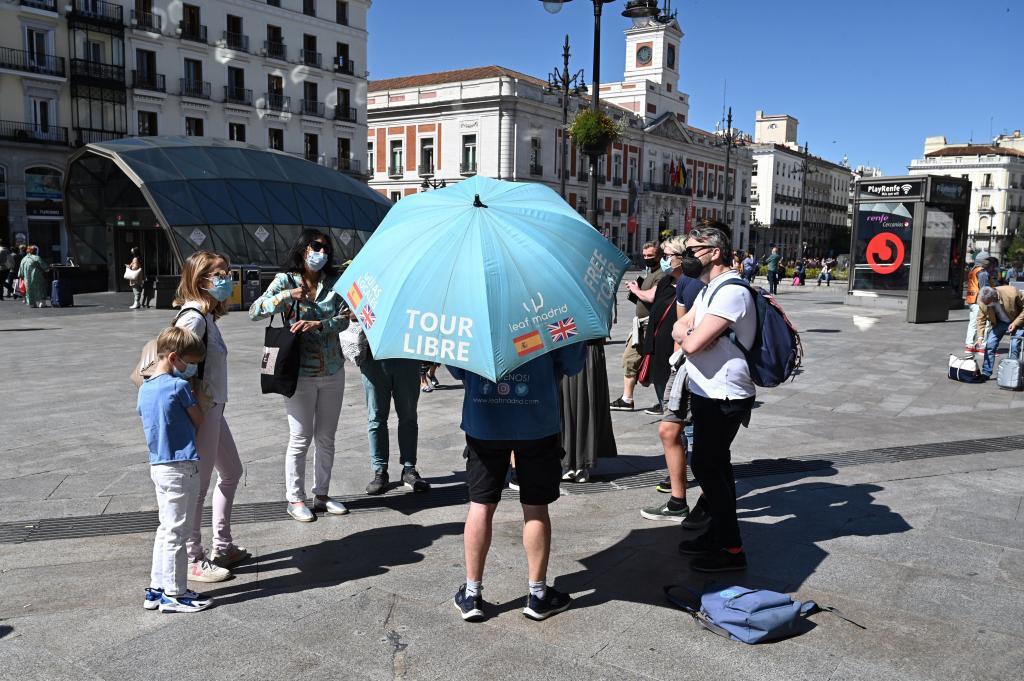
[242,267,263,308]
[153,275,178,309]
[227,266,244,310]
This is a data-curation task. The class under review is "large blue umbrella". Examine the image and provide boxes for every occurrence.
[334,175,630,381]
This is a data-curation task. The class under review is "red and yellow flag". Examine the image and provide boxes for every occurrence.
[513,330,544,357]
[347,283,363,308]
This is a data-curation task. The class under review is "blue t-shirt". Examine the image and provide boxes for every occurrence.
[137,373,199,465]
[675,274,704,311]
[448,343,587,441]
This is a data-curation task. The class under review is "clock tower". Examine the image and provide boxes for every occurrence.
[623,10,683,91]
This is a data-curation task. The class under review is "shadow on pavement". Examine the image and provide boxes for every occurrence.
[0,625,11,639]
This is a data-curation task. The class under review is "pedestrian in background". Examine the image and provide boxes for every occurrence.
[0,240,12,301]
[976,285,1024,380]
[612,241,664,412]
[638,236,687,417]
[249,229,352,522]
[764,246,781,295]
[17,245,48,308]
[173,251,247,581]
[126,247,146,309]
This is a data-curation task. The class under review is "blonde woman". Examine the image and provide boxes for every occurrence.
[173,251,248,581]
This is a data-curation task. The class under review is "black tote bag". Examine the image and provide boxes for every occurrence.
[260,285,304,397]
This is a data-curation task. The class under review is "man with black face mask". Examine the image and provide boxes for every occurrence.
[671,221,756,572]
[612,242,665,412]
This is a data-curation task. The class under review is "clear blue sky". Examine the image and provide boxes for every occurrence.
[367,0,1020,175]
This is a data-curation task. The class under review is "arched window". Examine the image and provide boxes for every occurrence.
[24,166,63,201]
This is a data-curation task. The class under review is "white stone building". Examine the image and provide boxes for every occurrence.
[749,111,854,259]
[907,133,1024,260]
[1,0,370,259]
[365,11,753,259]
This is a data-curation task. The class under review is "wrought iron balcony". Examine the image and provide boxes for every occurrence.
[264,41,286,61]
[300,49,322,68]
[577,170,590,181]
[70,0,123,26]
[299,99,324,117]
[19,0,56,12]
[417,163,434,177]
[529,163,543,176]
[612,207,622,217]
[130,10,162,32]
[224,86,253,105]
[222,31,249,52]
[388,165,404,178]
[334,106,357,122]
[612,177,623,187]
[334,57,354,75]
[132,70,165,92]
[179,78,211,99]
[75,127,125,145]
[0,119,68,145]
[979,206,996,215]
[261,93,290,111]
[0,47,65,78]
[460,162,477,176]
[70,59,125,84]
[178,21,207,44]
[336,157,362,174]
[596,174,606,184]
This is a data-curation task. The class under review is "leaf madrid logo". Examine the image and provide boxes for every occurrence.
[547,317,577,343]
[360,305,375,329]
[347,283,363,308]
[513,330,543,357]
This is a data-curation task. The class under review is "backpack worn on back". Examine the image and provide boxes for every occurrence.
[128,308,209,388]
[665,584,864,644]
[706,279,803,388]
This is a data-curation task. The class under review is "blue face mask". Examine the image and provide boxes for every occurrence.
[207,276,234,302]
[173,362,198,380]
[306,251,328,272]
[660,257,674,273]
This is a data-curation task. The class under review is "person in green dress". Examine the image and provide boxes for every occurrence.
[17,245,49,308]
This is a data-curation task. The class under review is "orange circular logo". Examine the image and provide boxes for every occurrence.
[866,233,905,275]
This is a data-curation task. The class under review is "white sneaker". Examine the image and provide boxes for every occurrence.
[574,468,590,483]
[287,502,315,522]
[312,497,349,515]
[561,470,577,482]
[187,557,231,583]
[129,302,139,310]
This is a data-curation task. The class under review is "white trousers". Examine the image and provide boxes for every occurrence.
[151,460,200,595]
[966,303,979,347]
[284,370,345,502]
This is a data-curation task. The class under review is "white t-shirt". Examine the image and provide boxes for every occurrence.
[686,271,756,400]
[176,303,229,404]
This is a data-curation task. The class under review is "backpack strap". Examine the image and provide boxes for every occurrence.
[800,600,866,629]
[172,306,208,381]
[663,585,734,640]
[704,278,761,356]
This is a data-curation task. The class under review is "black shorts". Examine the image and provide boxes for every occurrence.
[464,434,563,506]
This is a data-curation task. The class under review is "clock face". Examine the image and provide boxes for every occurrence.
[637,46,652,65]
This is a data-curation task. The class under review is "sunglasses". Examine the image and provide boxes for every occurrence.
[308,241,331,253]
[682,245,714,258]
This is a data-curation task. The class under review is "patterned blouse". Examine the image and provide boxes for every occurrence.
[248,271,350,377]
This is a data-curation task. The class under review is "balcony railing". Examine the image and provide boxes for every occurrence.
[0,47,65,77]
[300,49,322,68]
[179,78,211,99]
[595,174,606,184]
[75,127,125,145]
[222,31,249,52]
[299,99,324,117]
[224,86,253,105]
[460,161,477,176]
[178,21,208,44]
[264,41,286,61]
[0,119,68,145]
[417,163,435,177]
[19,0,56,12]
[577,170,589,181]
[130,10,162,32]
[70,59,125,83]
[334,106,356,122]
[131,70,165,92]
[70,0,123,25]
[612,177,623,187]
[529,163,543,176]
[979,206,996,215]
[334,57,354,75]
[336,157,362,174]
[261,93,290,111]
[612,208,622,217]
[388,165,404,178]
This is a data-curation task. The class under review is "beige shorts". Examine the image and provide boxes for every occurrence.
[622,324,647,378]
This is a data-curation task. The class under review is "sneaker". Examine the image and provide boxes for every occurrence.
[609,397,635,411]
[679,499,712,530]
[129,302,139,310]
[421,384,434,393]
[574,468,590,483]
[287,502,315,522]
[678,531,716,555]
[144,587,163,610]
[187,557,231,583]
[508,468,520,491]
[561,469,577,482]
[690,549,748,573]
[643,403,664,416]
[401,468,430,492]
[313,497,349,515]
[158,589,213,613]
[522,587,572,621]
[640,500,689,523]
[429,375,441,388]
[366,470,389,495]
[655,475,672,493]
[210,544,251,568]
[453,584,485,622]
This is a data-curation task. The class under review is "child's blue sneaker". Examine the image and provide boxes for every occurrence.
[143,587,163,610]
[158,589,213,613]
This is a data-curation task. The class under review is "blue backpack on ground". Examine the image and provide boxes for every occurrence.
[665,585,864,644]
[706,279,803,388]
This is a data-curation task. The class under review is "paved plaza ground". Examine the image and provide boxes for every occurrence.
[1,278,1022,680]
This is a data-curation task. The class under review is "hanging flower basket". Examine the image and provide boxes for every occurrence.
[568,109,623,157]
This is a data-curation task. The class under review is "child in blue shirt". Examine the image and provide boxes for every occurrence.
[449,343,586,623]
[137,326,211,613]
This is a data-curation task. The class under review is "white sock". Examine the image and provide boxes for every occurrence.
[465,580,481,597]
[529,580,547,599]
[621,395,633,403]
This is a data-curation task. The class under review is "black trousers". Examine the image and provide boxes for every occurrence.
[689,393,753,549]
[767,271,779,295]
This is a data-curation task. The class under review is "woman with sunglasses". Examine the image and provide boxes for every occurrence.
[249,229,352,522]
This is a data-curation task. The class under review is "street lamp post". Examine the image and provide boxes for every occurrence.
[421,177,446,191]
[547,35,586,199]
[795,142,814,261]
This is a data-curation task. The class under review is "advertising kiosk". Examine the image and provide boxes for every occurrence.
[849,175,972,323]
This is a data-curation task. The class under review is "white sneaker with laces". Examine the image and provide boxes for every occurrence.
[187,557,231,583]
[313,497,349,515]
[287,502,315,522]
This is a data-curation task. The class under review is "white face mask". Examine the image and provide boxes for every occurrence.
[306,251,328,272]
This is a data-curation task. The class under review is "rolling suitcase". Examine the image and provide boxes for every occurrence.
[995,357,1024,391]
[50,278,73,307]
